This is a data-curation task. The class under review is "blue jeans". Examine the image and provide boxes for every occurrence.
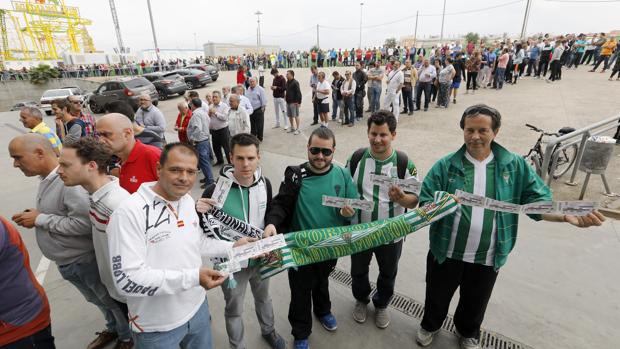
[494,68,506,89]
[57,259,131,341]
[195,140,214,185]
[369,85,381,112]
[331,93,340,120]
[341,98,355,124]
[133,300,213,349]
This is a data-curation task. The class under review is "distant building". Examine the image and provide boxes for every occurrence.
[139,49,204,61]
[203,42,281,57]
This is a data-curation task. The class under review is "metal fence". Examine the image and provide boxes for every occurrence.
[541,114,620,185]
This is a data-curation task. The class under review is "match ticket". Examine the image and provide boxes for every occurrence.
[455,190,487,208]
[321,195,374,212]
[211,176,233,207]
[369,173,422,194]
[556,201,598,216]
[219,235,287,274]
[521,202,556,215]
[484,198,522,214]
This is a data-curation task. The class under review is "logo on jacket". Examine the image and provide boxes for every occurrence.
[130,176,138,183]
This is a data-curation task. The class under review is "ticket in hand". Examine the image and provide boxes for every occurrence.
[557,201,597,216]
[454,190,487,208]
[211,176,233,207]
[484,198,522,214]
[369,174,422,194]
[321,195,374,212]
[521,201,556,215]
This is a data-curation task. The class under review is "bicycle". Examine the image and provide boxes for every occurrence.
[524,123,578,179]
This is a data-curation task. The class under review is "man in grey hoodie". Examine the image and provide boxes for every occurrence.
[9,133,130,349]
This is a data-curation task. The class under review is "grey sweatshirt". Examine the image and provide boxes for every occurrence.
[34,167,94,266]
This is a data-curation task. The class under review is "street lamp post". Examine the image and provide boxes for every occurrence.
[359,2,364,48]
[255,11,263,50]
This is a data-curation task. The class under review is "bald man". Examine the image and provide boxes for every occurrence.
[97,113,161,193]
[9,134,126,349]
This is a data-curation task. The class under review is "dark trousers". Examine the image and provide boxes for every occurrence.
[415,81,431,109]
[550,60,561,81]
[401,87,414,113]
[312,94,319,123]
[466,72,478,90]
[420,251,498,340]
[354,90,365,119]
[592,55,611,71]
[250,108,264,141]
[1,325,56,349]
[259,76,265,87]
[526,58,538,75]
[581,49,595,65]
[211,127,231,164]
[569,52,583,68]
[288,260,337,340]
[537,58,549,77]
[351,240,403,309]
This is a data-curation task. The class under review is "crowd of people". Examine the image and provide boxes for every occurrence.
[0,32,616,349]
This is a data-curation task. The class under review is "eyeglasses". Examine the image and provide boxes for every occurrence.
[309,147,333,156]
[462,104,500,119]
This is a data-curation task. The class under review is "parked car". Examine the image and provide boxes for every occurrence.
[143,72,187,100]
[61,86,87,96]
[166,69,211,90]
[39,88,84,115]
[88,77,158,113]
[186,64,219,82]
[10,101,38,111]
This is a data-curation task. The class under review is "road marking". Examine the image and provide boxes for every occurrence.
[35,256,51,285]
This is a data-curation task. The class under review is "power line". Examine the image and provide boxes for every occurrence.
[321,0,524,31]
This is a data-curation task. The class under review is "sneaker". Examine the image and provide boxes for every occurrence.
[272,125,280,129]
[352,301,367,323]
[453,98,456,104]
[408,111,413,115]
[415,327,437,347]
[112,339,134,349]
[87,330,118,349]
[319,313,338,331]
[262,330,286,349]
[310,121,318,126]
[375,307,390,329]
[460,337,481,349]
[294,130,301,135]
[294,339,309,349]
[284,126,290,131]
[287,128,295,133]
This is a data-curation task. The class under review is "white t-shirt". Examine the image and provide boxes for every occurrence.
[316,80,331,104]
[107,182,233,332]
[386,69,404,93]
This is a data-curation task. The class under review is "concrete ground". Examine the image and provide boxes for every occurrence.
[1,65,619,349]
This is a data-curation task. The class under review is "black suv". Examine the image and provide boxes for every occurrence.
[143,72,187,100]
[88,77,159,113]
[186,64,219,82]
[166,69,211,90]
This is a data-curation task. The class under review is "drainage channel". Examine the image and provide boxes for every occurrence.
[329,268,534,349]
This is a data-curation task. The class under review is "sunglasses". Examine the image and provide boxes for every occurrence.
[463,105,500,119]
[309,147,333,156]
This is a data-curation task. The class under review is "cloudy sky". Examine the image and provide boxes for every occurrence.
[1,0,619,53]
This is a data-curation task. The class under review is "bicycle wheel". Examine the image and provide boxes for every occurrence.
[551,144,578,179]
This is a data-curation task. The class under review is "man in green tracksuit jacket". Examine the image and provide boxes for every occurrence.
[415,104,605,349]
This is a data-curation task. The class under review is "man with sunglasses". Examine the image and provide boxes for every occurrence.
[67,95,97,137]
[415,104,605,349]
[263,128,359,349]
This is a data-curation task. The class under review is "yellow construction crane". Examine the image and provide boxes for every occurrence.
[0,0,96,62]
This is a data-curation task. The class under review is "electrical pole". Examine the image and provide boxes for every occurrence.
[146,0,160,63]
[440,0,446,44]
[520,0,532,40]
[255,11,263,50]
[316,24,320,48]
[359,2,364,48]
[413,10,419,48]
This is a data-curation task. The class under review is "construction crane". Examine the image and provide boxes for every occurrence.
[0,0,97,62]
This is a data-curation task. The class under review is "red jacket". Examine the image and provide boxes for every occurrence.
[237,70,246,84]
[175,109,192,143]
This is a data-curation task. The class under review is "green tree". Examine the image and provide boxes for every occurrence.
[29,64,59,85]
[384,37,397,48]
[465,32,480,45]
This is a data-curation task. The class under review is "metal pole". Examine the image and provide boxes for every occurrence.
[440,0,446,43]
[193,32,197,50]
[145,0,160,63]
[108,0,125,54]
[359,2,364,48]
[520,0,532,40]
[255,11,262,49]
[413,10,419,48]
[317,24,320,48]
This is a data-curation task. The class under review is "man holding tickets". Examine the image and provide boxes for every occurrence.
[263,127,358,349]
[416,104,604,349]
[346,110,419,329]
[196,133,286,349]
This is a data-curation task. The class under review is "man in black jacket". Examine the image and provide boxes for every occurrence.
[353,62,368,121]
[285,70,302,135]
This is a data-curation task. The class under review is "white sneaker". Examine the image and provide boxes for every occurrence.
[272,125,280,129]
[284,126,290,131]
[352,301,367,323]
[375,307,390,329]
[459,337,481,349]
[415,327,438,347]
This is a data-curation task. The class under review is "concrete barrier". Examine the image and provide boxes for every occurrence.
[0,78,102,111]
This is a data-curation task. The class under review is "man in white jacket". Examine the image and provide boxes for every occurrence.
[107,142,253,349]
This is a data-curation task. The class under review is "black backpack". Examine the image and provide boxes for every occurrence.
[348,148,409,180]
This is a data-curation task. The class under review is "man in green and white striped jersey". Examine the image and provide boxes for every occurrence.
[346,110,419,329]
[416,104,605,349]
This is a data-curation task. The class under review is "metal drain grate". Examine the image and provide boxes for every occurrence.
[329,268,534,349]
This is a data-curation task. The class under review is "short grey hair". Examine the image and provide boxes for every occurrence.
[21,106,43,119]
[212,90,222,97]
[228,94,240,102]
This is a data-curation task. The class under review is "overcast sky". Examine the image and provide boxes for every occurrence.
[2,0,619,53]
